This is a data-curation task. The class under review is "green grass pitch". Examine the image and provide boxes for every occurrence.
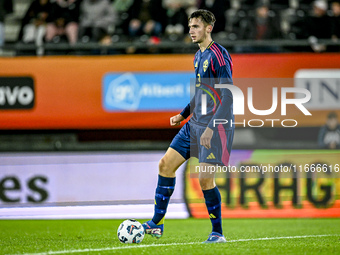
[1,218,339,255]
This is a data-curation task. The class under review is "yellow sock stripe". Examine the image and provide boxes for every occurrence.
[157,216,165,225]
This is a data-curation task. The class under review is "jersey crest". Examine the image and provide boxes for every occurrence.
[203,59,209,72]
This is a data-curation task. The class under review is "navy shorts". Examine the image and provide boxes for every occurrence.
[170,121,234,166]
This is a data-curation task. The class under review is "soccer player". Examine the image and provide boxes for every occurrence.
[143,9,234,243]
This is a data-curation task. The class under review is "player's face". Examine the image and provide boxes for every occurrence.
[188,18,210,44]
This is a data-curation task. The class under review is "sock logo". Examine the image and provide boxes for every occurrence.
[209,213,216,219]
[207,153,216,159]
[158,216,165,225]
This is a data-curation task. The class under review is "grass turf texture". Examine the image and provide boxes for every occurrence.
[1,219,339,255]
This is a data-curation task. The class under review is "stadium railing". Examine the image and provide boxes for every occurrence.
[1,39,339,56]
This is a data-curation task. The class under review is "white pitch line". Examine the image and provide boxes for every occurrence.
[9,234,338,255]
[226,234,337,242]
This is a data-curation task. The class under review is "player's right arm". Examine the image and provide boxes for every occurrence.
[170,96,195,126]
[170,114,185,126]
[170,54,198,127]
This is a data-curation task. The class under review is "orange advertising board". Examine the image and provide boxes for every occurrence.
[0,53,340,129]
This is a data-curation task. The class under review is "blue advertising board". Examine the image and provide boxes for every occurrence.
[103,72,192,112]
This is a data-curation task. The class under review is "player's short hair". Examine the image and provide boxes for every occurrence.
[188,9,216,27]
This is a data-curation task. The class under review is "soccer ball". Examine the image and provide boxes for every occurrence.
[117,219,145,244]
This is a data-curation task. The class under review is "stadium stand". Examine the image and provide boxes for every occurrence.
[2,0,338,56]
[0,0,338,56]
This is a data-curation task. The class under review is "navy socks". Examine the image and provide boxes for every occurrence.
[203,186,222,235]
[152,175,176,225]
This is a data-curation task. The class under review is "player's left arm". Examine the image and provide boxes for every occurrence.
[200,53,233,149]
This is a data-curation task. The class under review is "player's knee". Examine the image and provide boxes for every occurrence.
[158,157,168,174]
[199,177,215,190]
[159,157,176,176]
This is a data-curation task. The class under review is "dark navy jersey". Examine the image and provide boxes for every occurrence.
[181,41,234,130]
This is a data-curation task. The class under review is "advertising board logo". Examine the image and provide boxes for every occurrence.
[0,77,35,110]
[103,72,191,112]
[104,73,140,111]
[295,69,340,110]
[0,175,48,203]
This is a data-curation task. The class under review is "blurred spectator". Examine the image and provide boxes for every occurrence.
[306,1,332,38]
[331,0,340,40]
[112,0,134,35]
[299,0,315,10]
[185,0,198,15]
[78,0,116,43]
[270,0,290,10]
[128,0,166,37]
[163,0,188,38]
[239,0,257,10]
[305,0,332,51]
[234,2,281,53]
[0,0,13,47]
[241,2,281,40]
[19,0,51,46]
[113,0,134,13]
[318,112,340,149]
[45,0,81,44]
[197,0,230,33]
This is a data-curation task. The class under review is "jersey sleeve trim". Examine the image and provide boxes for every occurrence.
[210,43,226,67]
